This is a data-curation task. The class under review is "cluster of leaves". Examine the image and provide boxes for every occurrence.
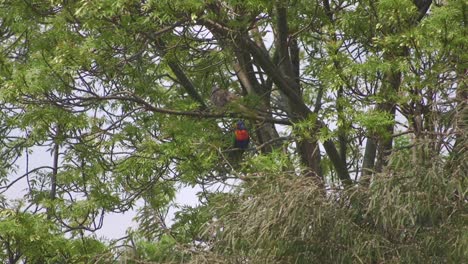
[0,203,110,263]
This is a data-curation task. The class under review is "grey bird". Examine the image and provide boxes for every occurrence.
[210,85,238,108]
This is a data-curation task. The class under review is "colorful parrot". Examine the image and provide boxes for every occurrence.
[234,120,250,149]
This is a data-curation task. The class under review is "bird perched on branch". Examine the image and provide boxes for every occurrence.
[227,120,250,166]
[211,85,238,108]
[210,84,259,121]
[233,120,250,150]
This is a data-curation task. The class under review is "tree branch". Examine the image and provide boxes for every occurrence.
[25,95,292,125]
[152,39,208,109]
[47,125,60,219]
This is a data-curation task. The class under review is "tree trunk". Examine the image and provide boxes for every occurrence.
[274,4,323,180]
[362,138,377,182]
[362,68,400,175]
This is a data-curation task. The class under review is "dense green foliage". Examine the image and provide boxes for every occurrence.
[165,154,466,263]
[0,0,466,263]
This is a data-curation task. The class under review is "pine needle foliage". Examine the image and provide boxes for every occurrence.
[154,145,466,264]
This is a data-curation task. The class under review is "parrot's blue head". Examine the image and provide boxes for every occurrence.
[236,120,246,130]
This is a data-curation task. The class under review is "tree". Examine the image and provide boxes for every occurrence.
[0,0,466,263]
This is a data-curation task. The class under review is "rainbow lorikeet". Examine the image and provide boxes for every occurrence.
[234,120,250,149]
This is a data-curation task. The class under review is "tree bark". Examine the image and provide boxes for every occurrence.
[375,68,401,172]
[361,137,377,181]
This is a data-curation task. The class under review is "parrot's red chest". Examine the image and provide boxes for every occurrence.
[235,129,249,141]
